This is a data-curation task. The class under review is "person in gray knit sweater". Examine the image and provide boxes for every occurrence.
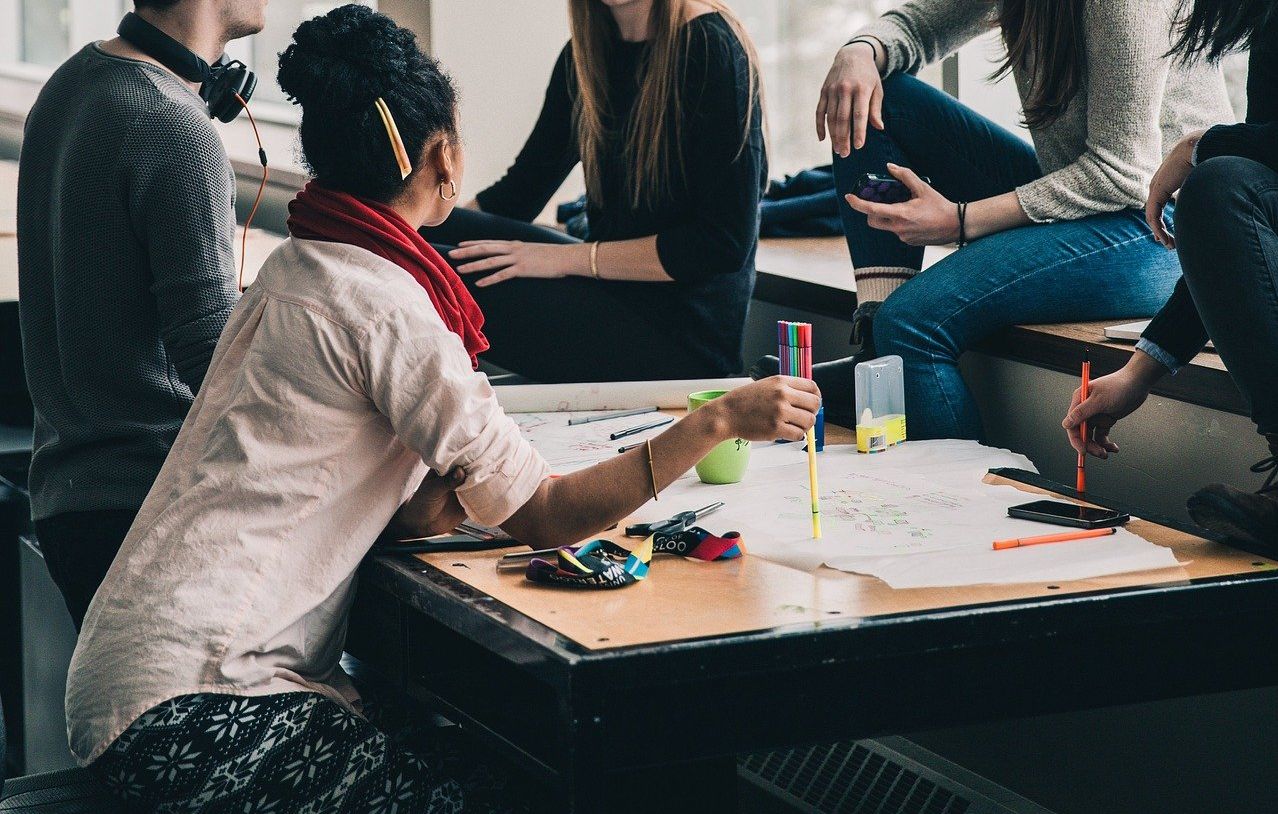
[16,0,264,629]
[758,0,1233,439]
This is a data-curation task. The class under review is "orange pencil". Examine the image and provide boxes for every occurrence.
[1077,352,1091,495]
[993,526,1117,550]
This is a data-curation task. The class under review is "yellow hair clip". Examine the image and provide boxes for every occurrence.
[373,96,413,180]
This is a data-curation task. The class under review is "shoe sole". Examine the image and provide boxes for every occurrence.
[1186,492,1270,547]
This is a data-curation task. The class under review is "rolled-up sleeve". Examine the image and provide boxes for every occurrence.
[361,305,549,526]
[1138,279,1209,373]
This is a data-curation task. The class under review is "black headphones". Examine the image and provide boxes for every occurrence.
[117,12,257,123]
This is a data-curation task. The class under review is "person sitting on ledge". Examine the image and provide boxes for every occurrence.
[1064,0,1278,548]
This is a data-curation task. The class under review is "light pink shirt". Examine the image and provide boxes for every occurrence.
[65,238,549,764]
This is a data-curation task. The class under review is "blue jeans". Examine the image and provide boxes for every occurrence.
[833,74,1182,440]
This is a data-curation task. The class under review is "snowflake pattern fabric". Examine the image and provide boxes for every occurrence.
[91,692,526,813]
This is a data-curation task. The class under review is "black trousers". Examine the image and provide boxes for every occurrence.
[422,208,713,383]
[1176,157,1278,437]
[34,508,137,631]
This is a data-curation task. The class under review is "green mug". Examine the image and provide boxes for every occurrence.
[688,390,751,484]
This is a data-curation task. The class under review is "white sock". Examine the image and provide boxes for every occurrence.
[853,265,917,304]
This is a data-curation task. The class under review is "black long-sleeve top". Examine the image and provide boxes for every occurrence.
[1141,13,1278,368]
[475,12,766,376]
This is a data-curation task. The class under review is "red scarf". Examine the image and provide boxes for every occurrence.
[287,182,489,368]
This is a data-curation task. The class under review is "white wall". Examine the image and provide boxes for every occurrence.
[955,31,1026,140]
[429,1,584,207]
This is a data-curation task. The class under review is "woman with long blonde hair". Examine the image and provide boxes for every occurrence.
[423,0,766,383]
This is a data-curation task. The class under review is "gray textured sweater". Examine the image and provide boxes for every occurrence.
[18,44,238,521]
[858,0,1234,222]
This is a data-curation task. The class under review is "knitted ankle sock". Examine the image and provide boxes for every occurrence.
[854,265,917,303]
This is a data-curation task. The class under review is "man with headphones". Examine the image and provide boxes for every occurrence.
[17,0,266,630]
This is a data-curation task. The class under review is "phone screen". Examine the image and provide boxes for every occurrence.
[1012,495,1124,526]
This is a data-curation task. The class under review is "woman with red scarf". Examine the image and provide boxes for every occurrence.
[63,7,818,813]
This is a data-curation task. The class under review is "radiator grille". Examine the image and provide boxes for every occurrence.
[741,742,970,814]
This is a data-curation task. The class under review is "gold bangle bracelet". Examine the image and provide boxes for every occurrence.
[646,439,659,502]
[590,241,601,280]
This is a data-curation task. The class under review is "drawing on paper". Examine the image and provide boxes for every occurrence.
[512,411,669,473]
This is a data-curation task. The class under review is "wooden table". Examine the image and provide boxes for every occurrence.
[347,448,1278,813]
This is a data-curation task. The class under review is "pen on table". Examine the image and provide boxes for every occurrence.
[623,501,726,537]
[567,406,659,426]
[609,416,673,441]
[1077,350,1090,495]
[618,441,644,454]
[993,527,1117,550]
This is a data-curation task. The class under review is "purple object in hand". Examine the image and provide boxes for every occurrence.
[853,172,930,204]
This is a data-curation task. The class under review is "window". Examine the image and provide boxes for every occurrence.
[1,0,127,70]
[0,0,372,106]
[248,0,373,105]
[735,0,904,177]
[19,0,70,67]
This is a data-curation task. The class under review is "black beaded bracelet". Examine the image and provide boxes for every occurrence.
[956,201,969,248]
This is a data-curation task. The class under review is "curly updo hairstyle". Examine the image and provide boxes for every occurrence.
[277,4,458,202]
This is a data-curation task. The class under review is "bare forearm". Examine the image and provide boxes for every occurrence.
[1125,349,1169,389]
[502,405,729,548]
[964,191,1032,240]
[566,236,674,283]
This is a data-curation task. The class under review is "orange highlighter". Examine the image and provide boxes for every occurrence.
[1077,352,1090,495]
[993,527,1117,551]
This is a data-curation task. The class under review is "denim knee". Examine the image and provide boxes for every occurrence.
[872,292,950,361]
[1176,156,1274,282]
[879,73,942,123]
[1176,157,1269,240]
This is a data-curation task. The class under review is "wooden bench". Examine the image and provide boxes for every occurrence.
[754,236,1244,417]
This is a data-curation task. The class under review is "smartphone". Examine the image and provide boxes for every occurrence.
[1008,500,1130,530]
[853,172,931,204]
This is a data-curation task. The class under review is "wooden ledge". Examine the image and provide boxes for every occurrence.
[753,237,1242,416]
[981,322,1242,416]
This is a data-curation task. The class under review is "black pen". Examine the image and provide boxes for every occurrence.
[609,416,673,441]
[617,441,645,454]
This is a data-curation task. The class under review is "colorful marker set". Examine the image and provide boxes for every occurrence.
[777,321,822,540]
[777,322,825,451]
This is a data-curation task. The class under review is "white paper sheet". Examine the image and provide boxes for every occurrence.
[512,411,676,474]
[494,378,751,413]
[622,440,1182,588]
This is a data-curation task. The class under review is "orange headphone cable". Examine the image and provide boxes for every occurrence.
[235,91,269,293]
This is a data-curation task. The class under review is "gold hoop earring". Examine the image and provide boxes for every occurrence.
[438,180,458,201]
